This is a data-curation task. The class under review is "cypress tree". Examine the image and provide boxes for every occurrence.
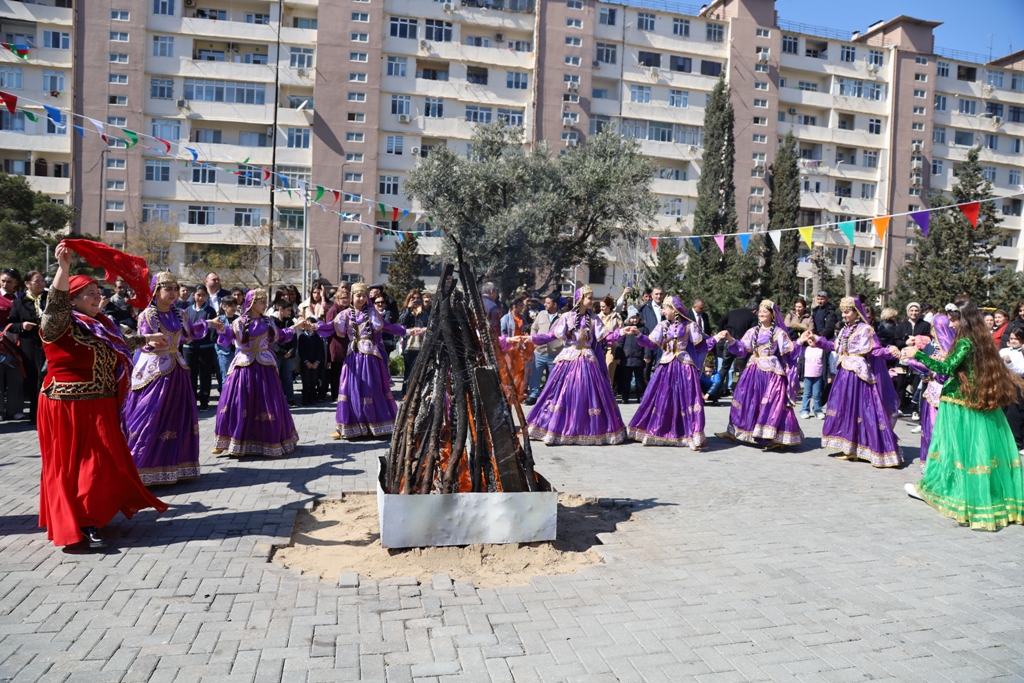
[643,238,685,293]
[384,232,425,302]
[761,131,801,309]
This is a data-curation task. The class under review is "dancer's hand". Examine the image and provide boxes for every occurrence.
[146,332,169,349]
[209,318,225,333]
[55,242,72,268]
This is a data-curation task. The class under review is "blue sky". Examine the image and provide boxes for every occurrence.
[775,0,1024,60]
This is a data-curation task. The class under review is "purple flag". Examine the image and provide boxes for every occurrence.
[910,210,930,236]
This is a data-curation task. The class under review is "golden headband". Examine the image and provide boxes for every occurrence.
[839,296,858,310]
[154,271,178,289]
[351,282,369,295]
[759,299,775,311]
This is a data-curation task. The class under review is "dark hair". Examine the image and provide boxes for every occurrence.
[194,284,208,294]
[794,297,807,308]
[1011,328,1024,344]
[601,295,616,311]
[219,295,238,311]
[643,288,653,296]
[23,270,43,285]
[953,300,1024,410]
[1,267,21,283]
[995,309,1009,320]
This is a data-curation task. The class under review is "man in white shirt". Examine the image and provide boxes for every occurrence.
[526,294,563,405]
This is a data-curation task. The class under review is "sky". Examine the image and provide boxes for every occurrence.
[775,0,1024,60]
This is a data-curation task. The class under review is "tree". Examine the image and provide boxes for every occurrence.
[131,216,179,273]
[892,146,1002,310]
[404,124,658,299]
[385,232,425,302]
[181,222,298,290]
[679,78,757,320]
[988,268,1024,313]
[809,245,843,302]
[0,172,77,275]
[643,238,685,293]
[761,130,801,309]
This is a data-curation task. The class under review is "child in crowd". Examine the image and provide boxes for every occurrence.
[298,316,326,406]
[273,301,297,407]
[701,359,722,405]
[615,306,650,404]
[215,296,239,388]
[1000,328,1024,453]
[801,342,825,419]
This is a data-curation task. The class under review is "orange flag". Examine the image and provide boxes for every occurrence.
[872,216,890,240]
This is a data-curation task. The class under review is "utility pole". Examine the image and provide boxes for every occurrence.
[267,0,284,287]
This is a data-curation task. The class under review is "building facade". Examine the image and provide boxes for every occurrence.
[0,0,1021,299]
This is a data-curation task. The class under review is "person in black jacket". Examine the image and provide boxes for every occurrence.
[183,284,218,411]
[894,302,931,415]
[7,270,46,423]
[272,300,298,407]
[297,317,326,406]
[716,301,758,394]
[875,307,901,365]
[615,307,651,403]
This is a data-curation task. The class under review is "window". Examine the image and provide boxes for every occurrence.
[982,166,997,182]
[566,17,582,28]
[752,152,766,166]
[912,89,926,98]
[390,18,418,39]
[664,198,683,216]
[424,97,444,118]
[344,192,362,204]
[931,159,943,175]
[109,31,129,42]
[186,206,214,225]
[630,85,651,103]
[987,102,1004,118]
[233,207,261,228]
[564,55,581,66]
[292,17,317,29]
[507,71,528,89]
[752,134,766,143]
[145,160,170,182]
[107,158,126,169]
[1010,169,1022,185]
[753,116,767,126]
[933,94,947,112]
[150,78,173,99]
[749,204,764,214]
[669,90,688,108]
[840,45,855,62]
[565,36,581,47]
[985,134,999,150]
[105,201,125,211]
[385,135,404,155]
[42,70,65,93]
[425,20,453,42]
[1012,106,1024,123]
[346,132,364,142]
[391,95,411,116]
[860,183,876,200]
[348,92,366,103]
[191,166,217,184]
[387,57,407,77]
[674,18,690,37]
[465,105,492,123]
[1012,139,1023,154]
[706,23,724,42]
[43,31,71,50]
[286,128,310,148]
[151,119,180,140]
[106,179,125,191]
[754,81,768,90]
[937,61,950,77]
[670,55,691,72]
[862,150,878,168]
[855,249,878,268]
[987,70,1004,88]
[239,131,268,147]
[782,35,798,54]
[913,106,926,115]
[869,50,883,67]
[343,172,363,184]
[153,0,175,15]
[753,99,768,108]
[291,47,314,68]
[111,10,130,20]
[914,73,927,82]
[342,233,361,243]
[700,60,722,77]
[750,187,765,197]
[379,175,399,195]
[142,203,171,223]
[108,116,127,127]
[564,74,579,84]
[957,98,977,116]
[756,28,770,37]
[351,32,369,42]
[497,108,524,126]
[637,13,655,31]
[246,13,271,24]
[153,36,174,57]
[911,122,924,131]
[109,53,128,64]
[595,43,616,64]
[233,163,260,187]
[106,222,125,233]
[349,52,367,63]
[868,118,881,135]
[184,79,267,104]
[351,11,369,21]
[591,89,607,100]
[599,8,616,25]
[802,179,821,193]
[566,0,583,8]
[638,51,661,68]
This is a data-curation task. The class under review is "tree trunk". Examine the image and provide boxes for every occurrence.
[844,243,855,297]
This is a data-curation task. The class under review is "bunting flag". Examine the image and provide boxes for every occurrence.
[910,210,930,236]
[155,137,171,154]
[714,235,726,253]
[649,237,658,252]
[43,105,62,124]
[22,110,37,122]
[1,43,29,60]
[958,201,981,228]
[396,232,404,243]
[738,233,750,254]
[86,117,107,143]
[331,190,340,206]
[0,90,17,115]
[262,169,271,183]
[392,206,400,222]
[769,230,782,251]
[872,216,890,240]
[690,237,701,253]
[798,226,814,249]
[838,220,856,244]
[121,129,138,148]
[184,147,198,162]
[73,125,84,138]
[315,185,324,202]
[378,202,387,218]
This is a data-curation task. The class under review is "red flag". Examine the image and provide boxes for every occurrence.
[262,169,271,183]
[392,206,399,222]
[155,137,171,154]
[958,201,981,228]
[0,90,17,115]
[331,190,340,206]
[649,238,658,252]
[60,239,151,308]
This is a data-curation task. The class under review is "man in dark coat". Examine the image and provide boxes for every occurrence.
[615,307,652,403]
[638,287,665,383]
[716,301,758,394]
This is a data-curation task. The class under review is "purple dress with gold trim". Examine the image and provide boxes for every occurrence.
[815,321,902,467]
[123,307,206,484]
[627,320,716,448]
[726,325,805,446]
[318,305,406,438]
[527,312,625,446]
[905,314,955,464]
[214,316,299,457]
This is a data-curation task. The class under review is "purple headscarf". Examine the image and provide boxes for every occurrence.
[840,296,899,422]
[667,296,691,322]
[761,300,800,405]
[932,314,955,354]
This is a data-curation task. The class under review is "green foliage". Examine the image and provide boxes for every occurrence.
[761,131,802,309]
[384,232,425,302]
[643,238,684,293]
[0,172,77,275]
[852,273,889,306]
[679,78,758,320]
[403,124,658,299]
[987,268,1024,313]
[892,147,1002,310]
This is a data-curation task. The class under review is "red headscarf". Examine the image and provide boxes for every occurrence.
[68,275,97,298]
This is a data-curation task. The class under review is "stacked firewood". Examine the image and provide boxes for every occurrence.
[385,256,546,495]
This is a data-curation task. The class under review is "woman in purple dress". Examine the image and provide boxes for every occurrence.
[124,272,223,484]
[627,296,716,448]
[905,314,955,472]
[319,282,408,439]
[800,297,902,467]
[526,286,627,446]
[212,289,304,457]
[716,300,804,449]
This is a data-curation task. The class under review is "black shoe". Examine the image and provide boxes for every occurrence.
[81,527,107,550]
[199,404,210,412]
[524,397,537,406]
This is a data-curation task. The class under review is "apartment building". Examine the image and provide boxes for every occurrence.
[0,0,1021,300]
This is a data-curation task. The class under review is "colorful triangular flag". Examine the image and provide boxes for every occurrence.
[43,105,62,124]
[0,90,19,115]
[872,216,890,241]
[649,237,658,252]
[909,210,930,236]
[73,125,84,138]
[798,226,814,249]
[392,207,399,222]
[958,201,981,228]
[838,220,856,244]
[22,110,37,122]
[85,117,107,143]
[184,146,198,162]
[690,237,701,253]
[332,190,340,206]
[738,233,750,254]
[714,235,726,253]
[768,230,782,251]
[378,202,387,217]
[315,185,324,202]
[121,129,138,148]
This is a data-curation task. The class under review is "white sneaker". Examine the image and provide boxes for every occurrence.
[912,411,920,421]
[799,412,810,419]
[815,412,825,420]
[904,483,923,500]
[910,426,922,434]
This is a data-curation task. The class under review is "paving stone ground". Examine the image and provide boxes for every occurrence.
[2,396,1024,683]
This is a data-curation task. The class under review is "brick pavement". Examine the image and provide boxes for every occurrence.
[2,399,1024,682]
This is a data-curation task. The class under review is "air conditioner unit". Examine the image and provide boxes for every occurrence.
[419,39,430,49]
[993,115,1003,125]
[910,173,922,186]
[562,115,573,127]
[398,113,411,123]
[177,98,189,109]
[260,217,270,227]
[982,84,994,96]
[411,146,420,155]
[566,80,578,91]
[688,145,698,153]
[649,66,661,77]
[266,126,275,138]
[788,108,797,115]
[756,51,769,63]
[911,142,922,152]
[184,0,194,6]
[297,67,309,77]
[867,62,880,73]
[911,159,923,170]
[592,60,601,68]
[566,138,578,147]
[443,2,455,11]
[495,33,504,41]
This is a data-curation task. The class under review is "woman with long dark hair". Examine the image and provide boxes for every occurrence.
[903,299,1024,530]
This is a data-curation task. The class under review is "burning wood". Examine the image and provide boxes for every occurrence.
[385,257,546,495]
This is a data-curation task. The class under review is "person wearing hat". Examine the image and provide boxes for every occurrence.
[716,300,805,449]
[123,272,225,486]
[36,243,169,550]
[895,302,931,417]
[212,289,306,457]
[626,297,716,448]
[799,297,902,467]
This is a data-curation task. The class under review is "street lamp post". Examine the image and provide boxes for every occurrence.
[29,233,52,274]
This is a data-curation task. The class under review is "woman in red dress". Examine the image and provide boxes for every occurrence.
[37,243,169,550]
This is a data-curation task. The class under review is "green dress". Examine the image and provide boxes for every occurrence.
[914,338,1024,530]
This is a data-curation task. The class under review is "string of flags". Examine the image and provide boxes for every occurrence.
[0,90,439,237]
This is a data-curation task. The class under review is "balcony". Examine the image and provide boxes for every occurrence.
[183,100,276,125]
[650,178,697,196]
[26,176,70,196]
[0,1,73,26]
[147,55,275,82]
[0,130,70,154]
[147,15,279,43]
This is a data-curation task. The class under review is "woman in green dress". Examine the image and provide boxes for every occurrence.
[902,299,1024,530]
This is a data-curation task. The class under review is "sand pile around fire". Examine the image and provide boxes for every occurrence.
[271,493,636,587]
